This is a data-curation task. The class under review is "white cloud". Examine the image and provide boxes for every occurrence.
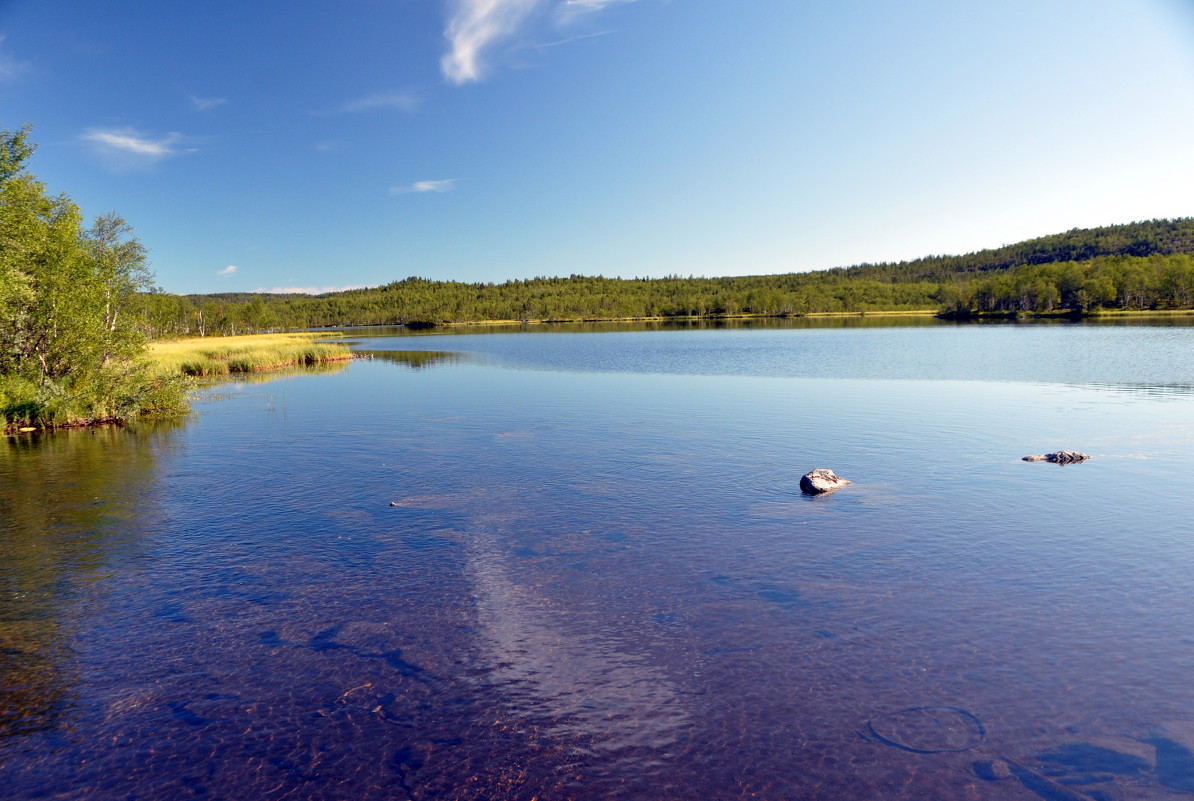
[218,265,238,276]
[254,285,365,295]
[340,92,419,113]
[0,35,30,82]
[81,127,192,168]
[442,0,546,84]
[190,95,227,111]
[390,179,458,195]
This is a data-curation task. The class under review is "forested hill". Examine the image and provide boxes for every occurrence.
[829,218,1194,283]
[135,218,1194,337]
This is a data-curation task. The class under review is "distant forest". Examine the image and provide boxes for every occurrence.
[136,219,1194,337]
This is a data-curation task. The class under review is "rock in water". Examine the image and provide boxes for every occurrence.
[800,468,852,495]
[1022,450,1090,465]
[973,759,1013,781]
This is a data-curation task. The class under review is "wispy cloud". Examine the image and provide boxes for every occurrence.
[535,29,614,48]
[442,0,546,84]
[390,179,459,195]
[340,91,419,113]
[190,95,227,111]
[0,35,30,82]
[254,285,365,295]
[558,0,638,20]
[441,0,639,83]
[561,0,636,10]
[217,265,238,276]
[81,127,193,168]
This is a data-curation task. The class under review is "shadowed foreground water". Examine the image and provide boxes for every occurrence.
[3,324,1194,800]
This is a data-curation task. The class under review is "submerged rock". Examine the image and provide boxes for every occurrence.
[973,759,1013,781]
[800,468,852,495]
[1022,450,1090,465]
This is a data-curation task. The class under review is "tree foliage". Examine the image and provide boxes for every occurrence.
[1,126,185,428]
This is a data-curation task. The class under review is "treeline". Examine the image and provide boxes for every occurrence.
[132,273,943,336]
[136,219,1194,336]
[938,253,1194,315]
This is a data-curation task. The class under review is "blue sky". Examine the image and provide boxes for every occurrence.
[2,0,1193,294]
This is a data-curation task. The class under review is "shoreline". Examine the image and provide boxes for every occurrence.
[369,309,942,330]
[4,334,356,434]
[319,306,1194,331]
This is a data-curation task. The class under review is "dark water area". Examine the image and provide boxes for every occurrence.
[3,322,1194,799]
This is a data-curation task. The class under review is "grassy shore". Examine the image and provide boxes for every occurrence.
[940,308,1194,321]
[148,333,353,377]
[1083,309,1194,318]
[802,309,938,318]
[441,307,1194,326]
[4,333,353,433]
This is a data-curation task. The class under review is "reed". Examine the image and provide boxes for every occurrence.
[148,333,353,377]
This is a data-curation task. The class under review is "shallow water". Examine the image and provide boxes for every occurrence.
[3,322,1194,800]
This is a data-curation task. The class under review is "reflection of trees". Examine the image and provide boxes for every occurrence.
[353,318,948,338]
[357,350,466,370]
[0,422,176,740]
[192,358,350,388]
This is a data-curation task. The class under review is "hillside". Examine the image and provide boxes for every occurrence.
[836,218,1194,283]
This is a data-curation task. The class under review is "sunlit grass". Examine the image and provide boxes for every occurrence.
[148,333,353,377]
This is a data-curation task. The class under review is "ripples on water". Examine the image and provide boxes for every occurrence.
[3,322,1194,799]
[344,318,1194,389]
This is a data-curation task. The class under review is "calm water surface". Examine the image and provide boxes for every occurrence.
[3,321,1194,800]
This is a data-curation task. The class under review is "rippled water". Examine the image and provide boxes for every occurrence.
[3,321,1194,800]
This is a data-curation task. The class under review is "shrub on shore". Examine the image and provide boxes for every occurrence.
[1,366,189,430]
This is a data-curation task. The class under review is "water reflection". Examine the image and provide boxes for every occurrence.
[1081,382,1194,399]
[0,423,178,740]
[331,313,1194,340]
[466,528,689,760]
[333,315,957,339]
[191,358,350,387]
[354,350,469,370]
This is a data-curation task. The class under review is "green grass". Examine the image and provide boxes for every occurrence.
[147,333,353,377]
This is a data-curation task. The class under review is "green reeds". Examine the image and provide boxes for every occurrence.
[148,333,353,377]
